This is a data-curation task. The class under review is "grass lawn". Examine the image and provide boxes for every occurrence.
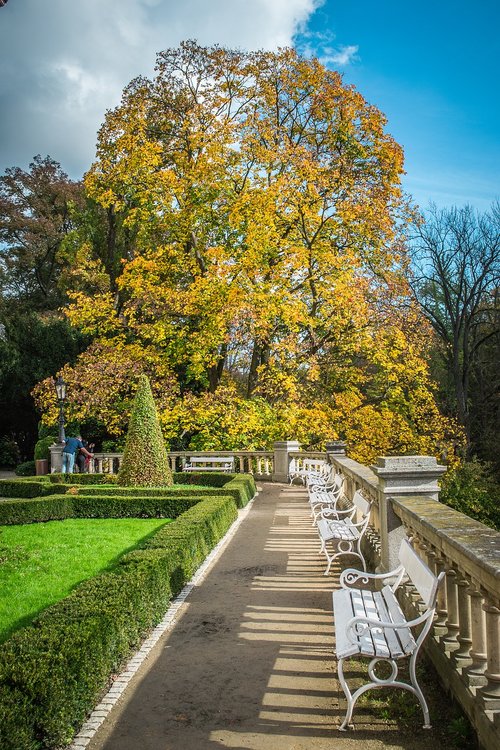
[0,517,171,642]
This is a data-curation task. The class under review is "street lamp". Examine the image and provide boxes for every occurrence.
[55,375,67,444]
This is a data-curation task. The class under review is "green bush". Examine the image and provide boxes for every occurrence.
[49,472,116,485]
[118,374,173,487]
[101,439,124,452]
[71,494,204,520]
[45,473,256,509]
[34,436,57,461]
[0,494,237,750]
[173,472,256,507]
[0,493,205,525]
[0,479,48,499]
[440,459,500,531]
[0,436,20,468]
[15,461,37,476]
[0,497,73,525]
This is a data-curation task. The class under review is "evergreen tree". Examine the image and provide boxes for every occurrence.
[118,374,172,486]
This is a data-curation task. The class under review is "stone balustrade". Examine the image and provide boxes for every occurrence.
[166,450,274,478]
[88,453,123,474]
[329,450,500,750]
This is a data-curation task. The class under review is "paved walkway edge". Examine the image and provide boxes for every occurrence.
[68,490,260,750]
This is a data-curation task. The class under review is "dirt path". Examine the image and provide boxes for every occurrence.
[85,483,454,750]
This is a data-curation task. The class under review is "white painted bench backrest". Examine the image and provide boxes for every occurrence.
[398,539,440,608]
[353,490,371,518]
[189,456,234,463]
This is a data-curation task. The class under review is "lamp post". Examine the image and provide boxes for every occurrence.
[55,375,67,444]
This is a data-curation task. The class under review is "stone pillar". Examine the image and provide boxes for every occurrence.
[273,440,301,483]
[371,455,447,572]
[325,440,347,463]
[49,443,63,473]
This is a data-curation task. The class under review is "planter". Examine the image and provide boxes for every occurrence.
[35,459,49,476]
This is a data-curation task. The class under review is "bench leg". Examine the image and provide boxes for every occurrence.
[337,655,432,730]
[322,539,366,575]
[337,657,355,730]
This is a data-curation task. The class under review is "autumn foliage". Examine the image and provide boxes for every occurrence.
[32,42,460,463]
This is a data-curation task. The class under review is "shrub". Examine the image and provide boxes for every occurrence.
[101,439,124,452]
[14,461,37,476]
[49,472,115,485]
[118,374,173,487]
[440,459,500,531]
[0,494,237,750]
[34,436,57,461]
[173,472,257,507]
[0,436,20,468]
[0,497,73,525]
[0,480,48,499]
[0,493,203,525]
[45,473,256,509]
[71,494,204,519]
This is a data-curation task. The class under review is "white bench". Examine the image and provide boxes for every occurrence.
[309,474,344,526]
[289,458,327,485]
[333,538,445,731]
[183,456,235,473]
[317,490,372,574]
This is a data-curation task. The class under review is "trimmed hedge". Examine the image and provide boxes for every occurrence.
[0,494,238,750]
[174,472,257,507]
[14,461,37,476]
[48,473,117,485]
[0,473,256,509]
[0,497,73,525]
[0,495,207,525]
[44,475,256,509]
[0,479,49,498]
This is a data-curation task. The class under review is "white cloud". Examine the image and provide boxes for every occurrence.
[0,0,324,178]
[295,29,359,69]
[322,44,359,66]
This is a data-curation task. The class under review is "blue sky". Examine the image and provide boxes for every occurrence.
[0,0,498,212]
[299,0,500,211]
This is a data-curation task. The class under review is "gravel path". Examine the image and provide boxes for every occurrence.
[84,483,454,750]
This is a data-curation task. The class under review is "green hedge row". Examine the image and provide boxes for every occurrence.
[0,473,256,508]
[48,472,119,485]
[0,480,48,498]
[0,494,239,750]
[0,494,207,525]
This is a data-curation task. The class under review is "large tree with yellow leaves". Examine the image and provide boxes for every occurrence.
[33,42,459,462]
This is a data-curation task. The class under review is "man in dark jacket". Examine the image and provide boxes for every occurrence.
[62,435,94,474]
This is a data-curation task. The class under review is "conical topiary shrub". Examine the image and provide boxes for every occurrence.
[118,374,173,486]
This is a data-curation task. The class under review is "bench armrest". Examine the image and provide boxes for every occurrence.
[322,505,354,519]
[340,564,405,591]
[346,608,435,645]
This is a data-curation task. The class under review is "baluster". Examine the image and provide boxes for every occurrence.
[452,574,473,667]
[478,600,500,710]
[239,456,245,473]
[442,566,460,652]
[464,585,488,688]
[429,550,448,636]
[265,458,270,476]
[97,457,103,474]
[411,536,431,612]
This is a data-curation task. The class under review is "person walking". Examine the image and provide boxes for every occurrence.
[62,435,94,474]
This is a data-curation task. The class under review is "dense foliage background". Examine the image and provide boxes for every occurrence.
[1,43,498,482]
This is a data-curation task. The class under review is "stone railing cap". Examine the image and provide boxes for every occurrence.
[372,455,446,475]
